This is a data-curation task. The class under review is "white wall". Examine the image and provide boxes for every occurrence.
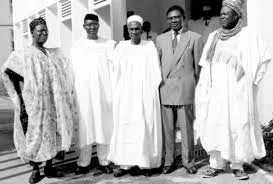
[0,0,13,67]
[248,0,273,125]
[71,0,88,44]
[0,27,13,65]
[111,0,126,41]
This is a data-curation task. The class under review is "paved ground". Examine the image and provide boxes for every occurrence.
[0,96,272,184]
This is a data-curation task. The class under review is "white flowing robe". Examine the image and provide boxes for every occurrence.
[108,40,162,168]
[1,47,76,162]
[194,27,272,163]
[71,38,115,148]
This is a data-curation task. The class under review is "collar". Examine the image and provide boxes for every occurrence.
[171,27,183,35]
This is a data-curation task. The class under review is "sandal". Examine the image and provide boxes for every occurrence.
[202,167,224,178]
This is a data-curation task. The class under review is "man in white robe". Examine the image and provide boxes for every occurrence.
[71,14,115,175]
[194,0,272,180]
[108,15,162,177]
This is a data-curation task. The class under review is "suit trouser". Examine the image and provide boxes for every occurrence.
[209,150,244,170]
[77,144,110,167]
[161,104,195,168]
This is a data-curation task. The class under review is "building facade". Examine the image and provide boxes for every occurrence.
[11,0,213,56]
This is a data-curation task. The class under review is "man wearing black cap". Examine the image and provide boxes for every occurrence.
[71,13,115,175]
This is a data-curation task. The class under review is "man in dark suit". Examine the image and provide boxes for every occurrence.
[156,5,203,174]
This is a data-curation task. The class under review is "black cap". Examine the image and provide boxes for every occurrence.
[84,14,99,21]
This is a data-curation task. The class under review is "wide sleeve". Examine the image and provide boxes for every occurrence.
[149,42,162,87]
[106,40,117,75]
[198,32,217,67]
[144,42,162,133]
[111,42,123,91]
[253,35,272,86]
[1,51,25,105]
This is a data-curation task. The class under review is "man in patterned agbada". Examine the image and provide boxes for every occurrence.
[2,17,76,183]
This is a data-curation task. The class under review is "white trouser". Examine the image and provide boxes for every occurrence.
[209,150,243,170]
[77,144,110,167]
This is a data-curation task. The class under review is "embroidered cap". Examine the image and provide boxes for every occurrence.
[127,15,143,26]
[222,0,244,16]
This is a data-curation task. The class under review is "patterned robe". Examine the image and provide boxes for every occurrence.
[2,47,76,162]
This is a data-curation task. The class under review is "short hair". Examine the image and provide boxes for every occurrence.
[29,17,47,34]
[84,14,99,22]
[166,5,185,20]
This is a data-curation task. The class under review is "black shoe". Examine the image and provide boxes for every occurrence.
[114,168,129,177]
[75,166,89,175]
[129,166,142,176]
[44,166,64,178]
[162,165,176,174]
[185,166,197,174]
[98,165,114,174]
[233,169,249,180]
[29,170,41,184]
[142,169,153,177]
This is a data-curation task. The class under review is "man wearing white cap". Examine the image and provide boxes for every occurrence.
[108,15,162,177]
[194,0,271,180]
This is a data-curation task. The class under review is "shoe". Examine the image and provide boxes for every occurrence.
[114,168,129,177]
[75,166,89,175]
[233,169,249,180]
[202,167,224,178]
[162,165,176,174]
[129,166,142,176]
[142,169,153,177]
[185,166,197,174]
[44,166,64,178]
[98,165,114,174]
[29,170,41,184]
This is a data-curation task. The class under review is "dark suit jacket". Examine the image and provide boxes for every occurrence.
[156,29,203,105]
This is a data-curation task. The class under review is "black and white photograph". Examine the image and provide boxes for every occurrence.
[0,0,273,183]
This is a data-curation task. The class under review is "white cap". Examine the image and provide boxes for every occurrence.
[127,15,143,26]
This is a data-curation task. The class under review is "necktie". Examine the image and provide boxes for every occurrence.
[172,31,178,53]
[147,32,149,40]
[205,19,209,26]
